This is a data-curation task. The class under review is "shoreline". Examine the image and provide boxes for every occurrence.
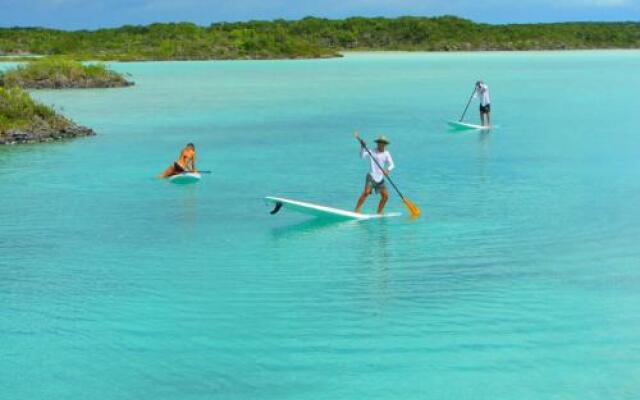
[1,48,638,63]
[1,17,637,62]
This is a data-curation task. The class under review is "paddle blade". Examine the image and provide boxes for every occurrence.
[403,198,421,219]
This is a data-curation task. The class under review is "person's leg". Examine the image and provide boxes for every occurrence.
[160,164,175,178]
[377,188,389,214]
[486,111,491,127]
[355,187,372,213]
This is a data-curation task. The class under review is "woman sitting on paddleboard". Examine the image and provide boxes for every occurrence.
[160,143,198,178]
[354,132,394,215]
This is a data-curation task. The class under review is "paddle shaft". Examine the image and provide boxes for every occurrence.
[358,139,406,201]
[459,86,477,122]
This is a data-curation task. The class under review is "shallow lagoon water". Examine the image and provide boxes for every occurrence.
[1,51,640,399]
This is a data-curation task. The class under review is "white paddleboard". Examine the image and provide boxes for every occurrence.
[168,172,201,184]
[265,196,401,221]
[447,120,491,130]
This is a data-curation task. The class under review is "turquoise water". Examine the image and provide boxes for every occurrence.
[2,51,640,399]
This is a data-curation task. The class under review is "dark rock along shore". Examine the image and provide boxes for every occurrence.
[10,76,135,90]
[0,75,134,90]
[0,116,95,145]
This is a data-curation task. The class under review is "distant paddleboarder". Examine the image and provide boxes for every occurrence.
[160,143,198,178]
[474,80,491,127]
[354,132,395,214]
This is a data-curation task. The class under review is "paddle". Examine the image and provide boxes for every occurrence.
[355,133,421,219]
[459,86,477,122]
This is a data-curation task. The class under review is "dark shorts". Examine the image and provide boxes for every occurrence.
[173,162,185,173]
[365,174,386,194]
[480,104,491,113]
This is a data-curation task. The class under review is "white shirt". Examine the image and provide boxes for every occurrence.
[474,83,491,106]
[361,147,394,183]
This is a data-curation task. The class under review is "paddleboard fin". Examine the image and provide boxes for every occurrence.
[270,202,283,215]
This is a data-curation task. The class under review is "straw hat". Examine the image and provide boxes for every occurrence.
[374,135,390,145]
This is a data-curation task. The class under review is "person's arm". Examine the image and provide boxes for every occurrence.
[354,131,368,159]
[473,85,480,98]
[190,153,197,172]
[385,153,395,175]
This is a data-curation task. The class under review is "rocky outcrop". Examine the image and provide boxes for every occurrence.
[0,86,96,145]
[0,73,134,90]
[0,116,94,145]
[0,58,134,90]
[2,74,134,90]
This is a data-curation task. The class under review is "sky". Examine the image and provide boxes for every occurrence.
[1,0,639,29]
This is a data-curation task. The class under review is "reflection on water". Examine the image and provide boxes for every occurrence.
[269,216,359,240]
[476,131,491,183]
[357,220,392,307]
[176,184,200,230]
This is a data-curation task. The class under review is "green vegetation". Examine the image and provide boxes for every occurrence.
[0,17,638,61]
[0,21,336,60]
[0,86,62,131]
[0,86,93,143]
[0,57,132,88]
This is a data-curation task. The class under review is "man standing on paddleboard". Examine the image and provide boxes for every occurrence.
[354,132,394,214]
[160,143,198,178]
[475,80,491,127]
